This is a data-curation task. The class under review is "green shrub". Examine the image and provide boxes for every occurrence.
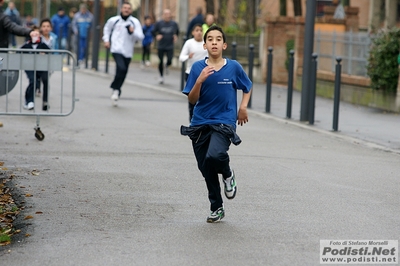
[367,28,400,92]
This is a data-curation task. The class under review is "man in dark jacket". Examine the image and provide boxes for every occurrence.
[186,7,203,40]
[0,0,34,48]
[151,9,179,84]
[0,0,34,126]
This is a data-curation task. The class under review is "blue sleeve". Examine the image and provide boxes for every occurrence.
[233,60,252,93]
[182,63,201,95]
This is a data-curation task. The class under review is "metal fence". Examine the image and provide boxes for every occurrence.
[314,30,372,77]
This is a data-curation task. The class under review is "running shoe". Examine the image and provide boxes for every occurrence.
[206,207,225,223]
[223,169,237,199]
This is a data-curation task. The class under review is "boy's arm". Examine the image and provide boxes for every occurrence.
[179,41,190,62]
[237,90,252,126]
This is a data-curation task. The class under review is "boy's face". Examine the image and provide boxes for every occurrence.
[145,18,151,26]
[192,26,203,41]
[203,30,226,56]
[40,22,52,36]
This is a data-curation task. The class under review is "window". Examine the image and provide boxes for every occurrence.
[316,0,333,17]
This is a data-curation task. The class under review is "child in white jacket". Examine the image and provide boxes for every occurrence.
[179,24,208,121]
[102,1,144,106]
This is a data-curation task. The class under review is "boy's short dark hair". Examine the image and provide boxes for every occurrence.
[40,18,52,28]
[203,25,226,43]
[191,23,203,32]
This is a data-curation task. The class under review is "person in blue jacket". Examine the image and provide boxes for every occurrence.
[72,3,93,62]
[51,7,70,49]
[141,15,153,68]
[4,1,20,47]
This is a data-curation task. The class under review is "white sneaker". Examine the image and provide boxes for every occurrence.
[111,90,119,106]
[158,77,164,84]
[145,60,151,67]
[223,169,237,200]
[23,102,34,110]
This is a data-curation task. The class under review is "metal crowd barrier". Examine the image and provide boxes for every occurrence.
[0,49,77,140]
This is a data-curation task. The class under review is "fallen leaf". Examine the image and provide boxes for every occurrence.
[25,194,33,197]
[14,229,21,234]
[25,234,31,237]
[24,215,33,220]
[1,167,8,170]
[0,162,4,166]
[31,170,40,176]
[35,211,43,214]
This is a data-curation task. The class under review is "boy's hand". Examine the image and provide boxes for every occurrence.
[156,34,163,41]
[197,66,215,83]
[237,107,248,126]
[104,42,110,49]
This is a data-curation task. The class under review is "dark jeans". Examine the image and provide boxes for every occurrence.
[110,53,131,95]
[9,34,16,47]
[78,36,87,61]
[25,71,48,103]
[192,126,232,211]
[157,48,173,77]
[142,44,151,62]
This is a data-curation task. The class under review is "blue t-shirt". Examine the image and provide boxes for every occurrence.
[183,58,252,128]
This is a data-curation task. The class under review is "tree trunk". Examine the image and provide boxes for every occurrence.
[248,0,256,32]
[369,0,383,33]
[205,0,215,14]
[218,0,228,26]
[385,0,397,29]
[293,0,302,16]
[280,0,287,16]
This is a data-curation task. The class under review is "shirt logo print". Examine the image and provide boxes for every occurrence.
[218,78,232,85]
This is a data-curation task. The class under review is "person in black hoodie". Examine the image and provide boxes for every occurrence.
[20,25,50,111]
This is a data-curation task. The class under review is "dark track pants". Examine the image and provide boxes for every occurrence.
[25,71,48,104]
[157,48,173,77]
[192,127,232,211]
[111,53,131,95]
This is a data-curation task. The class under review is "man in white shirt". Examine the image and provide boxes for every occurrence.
[102,1,144,106]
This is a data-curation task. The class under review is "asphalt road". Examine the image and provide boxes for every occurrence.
[0,68,399,265]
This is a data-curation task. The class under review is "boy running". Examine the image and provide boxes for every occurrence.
[180,25,252,223]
